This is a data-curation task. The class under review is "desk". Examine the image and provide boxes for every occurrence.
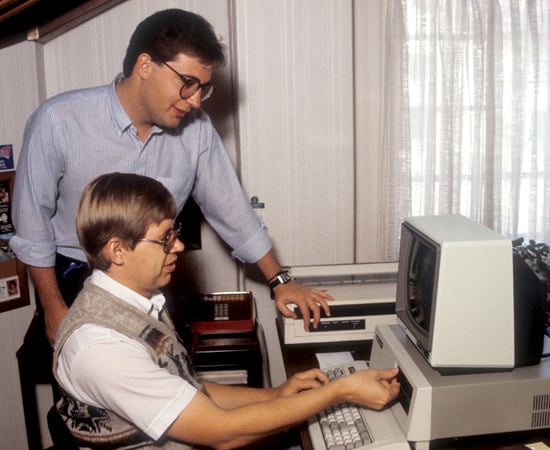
[276,319,550,450]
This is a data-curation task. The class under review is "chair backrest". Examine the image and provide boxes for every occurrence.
[47,406,78,449]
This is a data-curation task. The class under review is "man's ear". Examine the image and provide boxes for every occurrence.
[104,237,127,266]
[135,52,154,80]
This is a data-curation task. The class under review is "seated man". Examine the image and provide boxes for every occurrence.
[53,172,400,450]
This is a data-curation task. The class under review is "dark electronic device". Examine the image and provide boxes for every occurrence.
[188,291,255,335]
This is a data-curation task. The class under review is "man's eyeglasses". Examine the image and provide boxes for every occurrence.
[139,223,182,254]
[163,62,215,102]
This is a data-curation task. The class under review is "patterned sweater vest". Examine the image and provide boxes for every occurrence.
[53,280,203,449]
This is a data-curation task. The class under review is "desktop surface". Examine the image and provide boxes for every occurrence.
[370,324,550,449]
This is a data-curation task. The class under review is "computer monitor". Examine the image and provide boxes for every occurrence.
[395,214,545,374]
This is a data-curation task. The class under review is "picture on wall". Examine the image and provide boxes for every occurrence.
[0,275,20,303]
[0,145,14,171]
[0,170,29,313]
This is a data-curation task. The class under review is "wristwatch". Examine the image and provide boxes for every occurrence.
[269,270,291,297]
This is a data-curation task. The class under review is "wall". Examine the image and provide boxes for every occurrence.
[0,42,41,449]
[234,0,356,265]
[0,1,385,448]
[233,0,387,265]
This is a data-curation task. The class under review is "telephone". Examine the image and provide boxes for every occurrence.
[187,291,255,335]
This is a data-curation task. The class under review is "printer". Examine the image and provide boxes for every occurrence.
[279,262,398,344]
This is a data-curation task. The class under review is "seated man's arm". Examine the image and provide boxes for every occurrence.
[167,367,400,450]
[199,367,329,409]
[59,326,399,450]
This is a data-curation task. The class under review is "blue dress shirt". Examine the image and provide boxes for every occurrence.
[11,75,271,267]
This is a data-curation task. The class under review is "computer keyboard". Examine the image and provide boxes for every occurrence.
[308,360,410,450]
[318,365,372,448]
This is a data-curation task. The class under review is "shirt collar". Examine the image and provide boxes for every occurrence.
[108,73,164,137]
[90,269,166,318]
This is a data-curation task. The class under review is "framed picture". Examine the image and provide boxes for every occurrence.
[0,171,29,313]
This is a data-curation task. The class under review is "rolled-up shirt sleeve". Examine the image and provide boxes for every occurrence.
[189,115,272,264]
[11,106,65,267]
[229,221,272,263]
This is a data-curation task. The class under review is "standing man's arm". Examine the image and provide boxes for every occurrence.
[27,266,68,343]
[256,249,333,330]
[189,113,333,329]
[11,104,73,342]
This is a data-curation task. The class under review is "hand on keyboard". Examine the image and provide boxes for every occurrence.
[309,363,406,450]
[274,368,330,397]
[333,366,401,411]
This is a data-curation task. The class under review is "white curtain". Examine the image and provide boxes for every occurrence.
[380,0,550,259]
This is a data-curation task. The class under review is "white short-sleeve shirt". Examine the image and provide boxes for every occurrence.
[56,270,198,440]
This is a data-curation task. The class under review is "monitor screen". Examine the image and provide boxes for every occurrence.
[406,236,436,336]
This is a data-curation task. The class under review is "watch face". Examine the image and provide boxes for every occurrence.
[281,272,291,283]
[270,271,291,289]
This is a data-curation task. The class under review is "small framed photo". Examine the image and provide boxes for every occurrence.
[0,276,20,301]
[0,145,14,171]
[0,268,29,313]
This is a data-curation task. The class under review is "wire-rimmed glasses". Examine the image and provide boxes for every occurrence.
[139,223,182,254]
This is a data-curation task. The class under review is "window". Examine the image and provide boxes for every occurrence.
[394,0,550,244]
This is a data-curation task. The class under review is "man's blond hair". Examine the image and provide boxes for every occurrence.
[76,173,177,270]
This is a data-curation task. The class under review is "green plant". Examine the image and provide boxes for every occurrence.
[512,237,550,326]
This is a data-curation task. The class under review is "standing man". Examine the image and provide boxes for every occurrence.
[11,8,332,346]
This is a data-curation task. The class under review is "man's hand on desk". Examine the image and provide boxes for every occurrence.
[273,281,334,331]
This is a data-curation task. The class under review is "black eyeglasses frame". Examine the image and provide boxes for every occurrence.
[162,62,215,101]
